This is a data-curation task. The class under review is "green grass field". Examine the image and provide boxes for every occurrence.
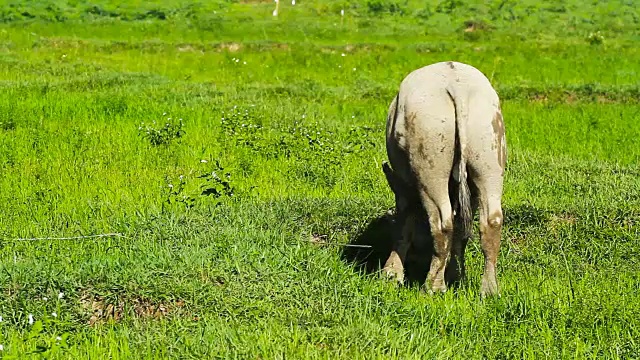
[1,0,639,358]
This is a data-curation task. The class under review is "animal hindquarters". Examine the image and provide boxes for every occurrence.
[383,61,506,296]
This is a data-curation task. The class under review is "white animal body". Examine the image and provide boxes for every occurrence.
[382,61,506,297]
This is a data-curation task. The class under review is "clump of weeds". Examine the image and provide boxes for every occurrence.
[162,159,235,213]
[138,113,185,146]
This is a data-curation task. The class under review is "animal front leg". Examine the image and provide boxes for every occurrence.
[382,211,414,285]
[381,161,414,285]
[445,224,469,287]
[445,194,478,287]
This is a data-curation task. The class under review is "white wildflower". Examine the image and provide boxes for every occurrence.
[58,292,64,299]
[0,315,3,322]
[0,344,3,351]
[28,314,34,325]
[292,0,295,4]
[43,297,48,301]
[341,9,344,16]
[168,184,174,188]
[51,312,57,318]
[341,53,346,57]
[56,336,62,341]
[201,159,208,163]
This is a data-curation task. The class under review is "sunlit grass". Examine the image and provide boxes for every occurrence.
[0,0,639,358]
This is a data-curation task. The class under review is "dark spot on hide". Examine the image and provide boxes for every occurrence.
[491,109,506,170]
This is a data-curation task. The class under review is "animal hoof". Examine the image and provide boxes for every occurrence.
[424,280,447,295]
[381,267,404,285]
[480,278,499,298]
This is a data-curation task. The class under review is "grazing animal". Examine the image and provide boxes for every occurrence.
[382,61,507,297]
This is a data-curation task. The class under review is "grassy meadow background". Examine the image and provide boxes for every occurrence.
[0,0,639,358]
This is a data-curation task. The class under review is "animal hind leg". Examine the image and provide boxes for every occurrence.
[445,217,470,287]
[474,175,504,297]
[382,209,414,284]
[446,193,478,286]
[381,161,415,284]
[421,190,454,294]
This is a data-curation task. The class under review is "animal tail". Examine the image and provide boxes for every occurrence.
[446,86,473,239]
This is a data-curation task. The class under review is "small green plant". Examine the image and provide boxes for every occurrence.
[22,319,70,356]
[162,160,235,213]
[342,125,378,153]
[138,113,185,146]
[414,7,432,21]
[220,106,265,150]
[0,118,16,131]
[196,160,234,200]
[587,31,605,45]
[0,105,17,131]
[435,0,463,14]
[0,295,71,357]
[163,174,192,211]
[366,0,407,15]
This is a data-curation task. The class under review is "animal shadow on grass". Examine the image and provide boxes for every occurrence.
[341,209,434,288]
[341,204,549,288]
